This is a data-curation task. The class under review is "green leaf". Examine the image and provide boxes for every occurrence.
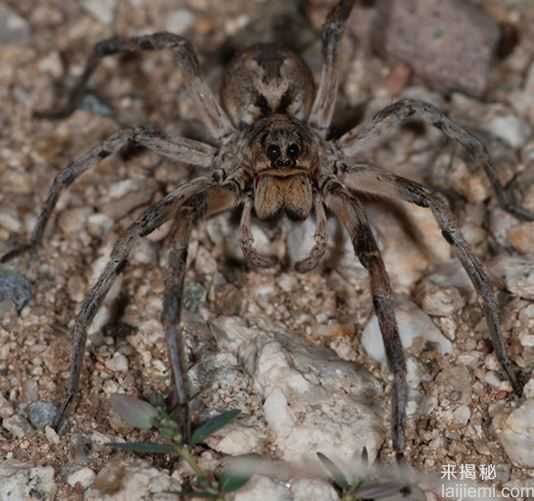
[110,394,159,430]
[106,441,176,455]
[353,481,411,499]
[317,452,350,490]
[191,409,240,445]
[218,470,251,493]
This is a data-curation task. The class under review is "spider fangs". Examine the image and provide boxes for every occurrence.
[2,0,531,460]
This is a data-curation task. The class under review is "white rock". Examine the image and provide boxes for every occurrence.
[207,213,277,264]
[212,316,385,463]
[291,479,339,501]
[523,378,534,400]
[80,0,117,25]
[88,213,114,238]
[58,207,93,235]
[233,475,292,501]
[67,467,96,489]
[490,256,534,300]
[166,9,195,35]
[406,357,432,417]
[0,207,22,232]
[0,6,31,44]
[88,305,111,336]
[44,426,60,444]
[195,246,218,275]
[495,400,534,467]
[361,297,452,365]
[101,178,158,220]
[131,239,157,265]
[0,392,14,418]
[451,405,471,426]
[0,463,57,500]
[106,352,129,372]
[86,465,181,500]
[2,414,32,438]
[486,113,532,149]
[287,216,365,276]
[415,279,465,317]
[206,422,265,456]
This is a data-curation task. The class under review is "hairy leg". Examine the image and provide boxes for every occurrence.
[35,32,233,141]
[308,0,356,136]
[162,186,239,443]
[0,127,217,263]
[295,196,328,273]
[54,177,213,430]
[338,163,523,395]
[337,98,534,221]
[324,183,407,460]
[239,197,277,268]
[162,207,195,444]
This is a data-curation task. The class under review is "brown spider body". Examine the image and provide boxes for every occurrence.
[3,0,532,460]
[221,44,315,126]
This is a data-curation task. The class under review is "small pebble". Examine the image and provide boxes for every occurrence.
[28,400,59,430]
[67,275,86,303]
[106,352,128,372]
[0,5,31,44]
[415,280,465,317]
[67,467,96,489]
[490,256,534,300]
[101,179,158,220]
[486,113,532,149]
[507,222,534,255]
[131,239,157,265]
[0,393,14,418]
[3,414,32,438]
[80,0,117,25]
[58,207,93,235]
[0,207,22,232]
[45,426,60,444]
[87,213,114,238]
[166,9,195,35]
[0,268,32,314]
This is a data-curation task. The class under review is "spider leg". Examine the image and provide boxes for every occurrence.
[0,127,217,263]
[162,204,197,445]
[240,197,277,268]
[324,183,407,460]
[337,98,534,221]
[339,163,523,395]
[295,196,328,273]
[34,32,233,141]
[308,0,356,136]
[54,177,214,430]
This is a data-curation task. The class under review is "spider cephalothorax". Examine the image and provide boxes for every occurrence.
[246,115,319,220]
[3,0,533,460]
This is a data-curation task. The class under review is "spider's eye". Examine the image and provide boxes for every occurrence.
[287,143,300,159]
[266,144,281,161]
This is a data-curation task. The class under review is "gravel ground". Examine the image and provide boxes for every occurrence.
[1,1,534,500]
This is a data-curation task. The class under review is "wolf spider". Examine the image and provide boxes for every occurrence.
[3,0,532,459]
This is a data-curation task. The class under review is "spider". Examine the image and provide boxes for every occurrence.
[2,0,532,460]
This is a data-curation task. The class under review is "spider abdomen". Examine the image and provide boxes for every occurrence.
[221,44,315,127]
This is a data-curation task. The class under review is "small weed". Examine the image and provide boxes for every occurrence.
[107,394,250,499]
[317,449,418,501]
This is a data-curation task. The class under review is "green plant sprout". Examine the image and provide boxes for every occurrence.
[107,394,250,499]
[317,450,420,501]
